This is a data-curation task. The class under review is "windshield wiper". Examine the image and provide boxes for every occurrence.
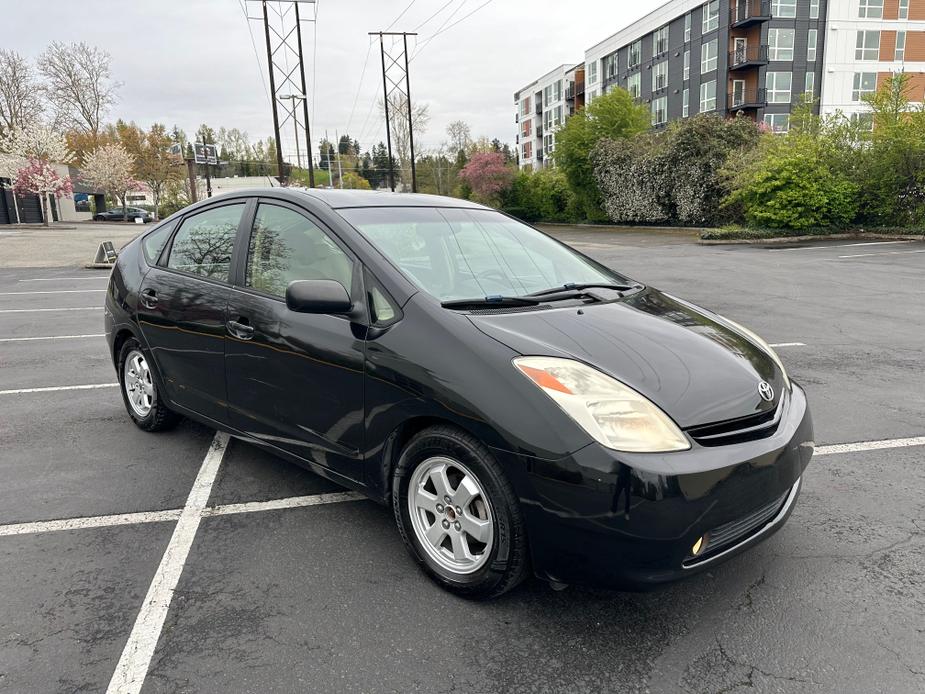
[441,295,541,310]
[525,282,639,298]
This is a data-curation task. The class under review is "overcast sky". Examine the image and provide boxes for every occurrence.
[4,0,663,157]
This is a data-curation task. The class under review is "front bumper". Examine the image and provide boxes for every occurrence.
[511,383,814,589]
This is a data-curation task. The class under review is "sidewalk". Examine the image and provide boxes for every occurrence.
[0,222,143,268]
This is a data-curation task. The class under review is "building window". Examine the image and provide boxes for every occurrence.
[701,39,718,73]
[683,88,690,117]
[653,60,668,91]
[520,97,531,118]
[852,72,877,101]
[810,0,820,19]
[545,133,554,155]
[768,28,795,61]
[896,31,906,61]
[543,84,551,104]
[651,96,668,126]
[586,88,597,104]
[856,31,880,61]
[588,61,598,85]
[805,71,815,97]
[766,71,792,103]
[554,80,563,101]
[521,119,531,137]
[628,40,642,68]
[851,112,874,131]
[605,54,618,80]
[553,105,562,127]
[899,0,909,19]
[763,114,790,133]
[655,25,670,55]
[771,0,796,18]
[522,141,532,160]
[700,80,717,111]
[683,50,690,80]
[807,30,817,62]
[684,13,692,42]
[627,72,641,99]
[702,1,719,33]
[858,0,883,18]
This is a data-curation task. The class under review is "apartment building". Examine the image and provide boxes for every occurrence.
[514,0,925,167]
[514,63,585,170]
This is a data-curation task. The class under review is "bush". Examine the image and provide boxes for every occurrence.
[502,168,578,223]
[592,114,759,226]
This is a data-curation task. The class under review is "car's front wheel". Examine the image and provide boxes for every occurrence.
[392,425,529,599]
[118,338,181,432]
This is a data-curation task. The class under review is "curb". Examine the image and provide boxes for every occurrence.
[0,224,79,230]
[699,232,925,245]
[83,263,115,270]
[539,222,702,235]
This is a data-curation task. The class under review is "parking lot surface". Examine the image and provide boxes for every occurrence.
[1,230,923,693]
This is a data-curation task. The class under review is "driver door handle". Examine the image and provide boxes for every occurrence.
[227,319,255,340]
[140,288,158,309]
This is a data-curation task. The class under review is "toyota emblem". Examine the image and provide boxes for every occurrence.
[758,381,774,402]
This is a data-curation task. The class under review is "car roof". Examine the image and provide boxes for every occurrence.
[200,187,491,211]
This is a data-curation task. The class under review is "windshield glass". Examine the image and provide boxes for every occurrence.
[339,207,630,302]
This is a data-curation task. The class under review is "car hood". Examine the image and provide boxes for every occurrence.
[468,288,786,428]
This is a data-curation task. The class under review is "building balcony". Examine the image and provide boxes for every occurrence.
[536,126,544,138]
[728,87,767,110]
[574,79,585,96]
[729,45,769,70]
[535,102,542,115]
[730,0,772,28]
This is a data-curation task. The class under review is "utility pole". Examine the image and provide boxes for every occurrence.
[335,129,344,189]
[249,0,317,186]
[370,31,418,193]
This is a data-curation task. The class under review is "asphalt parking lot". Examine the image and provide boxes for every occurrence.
[1,228,924,693]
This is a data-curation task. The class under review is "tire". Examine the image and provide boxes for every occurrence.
[93,215,104,221]
[392,425,530,599]
[117,338,181,432]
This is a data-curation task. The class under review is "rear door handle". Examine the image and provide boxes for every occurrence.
[227,319,254,340]
[140,289,158,309]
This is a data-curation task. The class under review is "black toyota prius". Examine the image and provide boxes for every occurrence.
[105,188,813,598]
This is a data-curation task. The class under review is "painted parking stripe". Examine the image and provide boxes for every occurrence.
[769,342,806,348]
[0,333,105,343]
[204,491,364,517]
[0,289,106,296]
[770,241,913,252]
[0,306,101,313]
[0,510,181,537]
[838,249,925,259]
[18,276,109,282]
[0,383,117,395]
[814,436,925,456]
[107,432,230,694]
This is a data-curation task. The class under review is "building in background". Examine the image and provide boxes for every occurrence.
[514,63,585,170]
[515,0,925,166]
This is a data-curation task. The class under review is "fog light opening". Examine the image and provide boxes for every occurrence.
[691,535,708,557]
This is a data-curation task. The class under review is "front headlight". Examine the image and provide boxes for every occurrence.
[513,356,690,453]
[716,316,791,391]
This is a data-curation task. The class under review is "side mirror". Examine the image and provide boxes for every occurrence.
[285,279,352,314]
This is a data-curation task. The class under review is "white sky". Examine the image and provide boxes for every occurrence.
[4,0,663,157]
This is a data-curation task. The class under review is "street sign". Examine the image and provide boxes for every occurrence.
[169,143,184,157]
[93,241,118,264]
[193,142,218,166]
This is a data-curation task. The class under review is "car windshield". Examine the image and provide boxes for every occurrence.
[339,207,630,302]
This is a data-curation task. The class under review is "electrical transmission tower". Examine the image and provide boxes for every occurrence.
[245,0,317,187]
[369,31,418,193]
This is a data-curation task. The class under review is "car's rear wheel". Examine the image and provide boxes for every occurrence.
[392,425,529,599]
[118,338,181,432]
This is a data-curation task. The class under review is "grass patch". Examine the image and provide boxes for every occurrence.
[701,225,924,241]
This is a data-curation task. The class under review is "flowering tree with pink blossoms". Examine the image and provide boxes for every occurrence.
[81,143,141,221]
[12,158,74,226]
[458,152,514,206]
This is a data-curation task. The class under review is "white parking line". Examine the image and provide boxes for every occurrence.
[814,436,925,456]
[0,334,105,343]
[0,289,106,296]
[0,510,181,537]
[838,249,925,259]
[0,383,117,395]
[769,342,806,348]
[0,306,101,313]
[204,491,364,517]
[18,276,109,282]
[106,432,230,694]
[770,241,913,252]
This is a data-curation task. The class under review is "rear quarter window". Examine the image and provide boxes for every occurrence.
[141,222,176,264]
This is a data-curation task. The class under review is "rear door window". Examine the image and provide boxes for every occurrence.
[166,203,245,281]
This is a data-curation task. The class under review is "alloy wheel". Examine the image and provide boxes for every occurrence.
[123,349,154,418]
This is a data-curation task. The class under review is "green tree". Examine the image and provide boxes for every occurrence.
[554,87,649,220]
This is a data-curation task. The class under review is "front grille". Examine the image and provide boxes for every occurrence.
[685,400,782,447]
[684,488,790,565]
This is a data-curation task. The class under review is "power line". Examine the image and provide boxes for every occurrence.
[239,0,271,105]
[412,0,455,32]
[311,0,319,133]
[385,0,418,31]
[345,39,374,136]
[413,0,494,61]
